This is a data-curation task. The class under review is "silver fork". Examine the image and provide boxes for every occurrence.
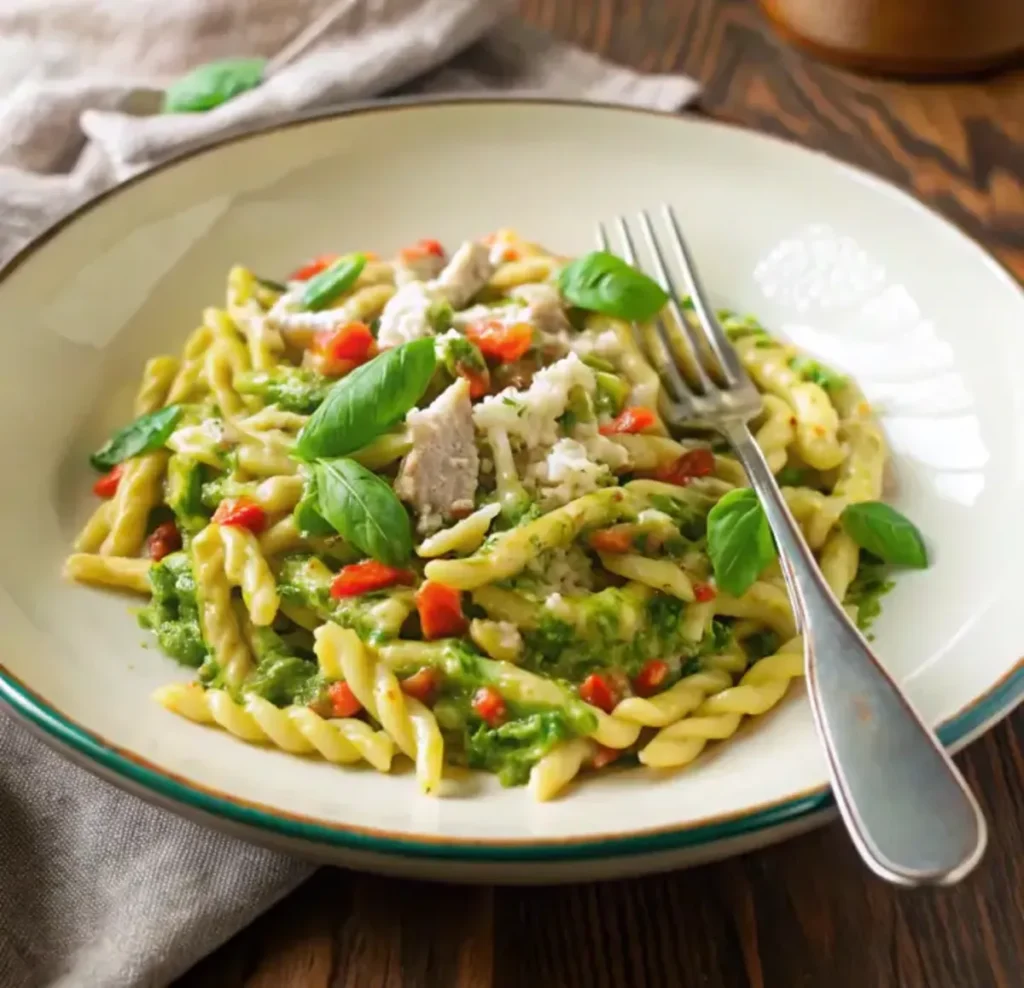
[599,205,987,886]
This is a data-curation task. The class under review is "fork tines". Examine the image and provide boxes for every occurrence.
[597,205,760,426]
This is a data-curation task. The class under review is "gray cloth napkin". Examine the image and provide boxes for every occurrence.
[0,2,699,986]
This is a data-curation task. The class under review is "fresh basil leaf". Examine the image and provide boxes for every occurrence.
[789,355,846,392]
[295,338,436,460]
[90,405,183,470]
[300,254,366,312]
[314,458,412,565]
[162,58,266,114]
[706,488,777,597]
[293,472,335,537]
[840,502,928,568]
[557,251,668,321]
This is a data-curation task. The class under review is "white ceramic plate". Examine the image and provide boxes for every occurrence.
[1,99,1022,883]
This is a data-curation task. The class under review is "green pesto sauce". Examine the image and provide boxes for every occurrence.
[465,711,574,787]
[845,557,895,633]
[235,367,332,414]
[519,589,723,683]
[244,626,323,707]
[138,552,209,669]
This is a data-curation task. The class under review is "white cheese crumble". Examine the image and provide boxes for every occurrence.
[376,282,437,348]
[527,438,613,505]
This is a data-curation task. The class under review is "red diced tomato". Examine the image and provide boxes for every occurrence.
[400,667,440,705]
[92,464,124,498]
[290,253,340,281]
[578,673,619,714]
[591,745,622,769]
[398,238,445,262]
[588,528,633,554]
[693,581,717,603]
[330,560,415,598]
[147,521,182,562]
[633,659,670,697]
[460,366,491,399]
[472,686,506,727]
[211,497,266,533]
[651,448,715,486]
[599,406,658,436]
[328,681,363,718]
[313,322,375,364]
[415,581,467,640]
[465,320,533,363]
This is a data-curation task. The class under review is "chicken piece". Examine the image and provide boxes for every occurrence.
[395,378,479,533]
[510,283,571,336]
[395,252,446,286]
[376,282,437,349]
[433,241,495,308]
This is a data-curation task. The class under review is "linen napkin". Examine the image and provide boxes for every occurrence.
[0,2,699,986]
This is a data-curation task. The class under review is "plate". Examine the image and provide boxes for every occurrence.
[1,98,1022,883]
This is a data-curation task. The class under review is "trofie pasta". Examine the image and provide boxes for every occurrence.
[64,231,929,800]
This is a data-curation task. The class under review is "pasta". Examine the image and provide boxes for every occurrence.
[64,233,921,801]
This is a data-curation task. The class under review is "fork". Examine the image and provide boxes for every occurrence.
[599,206,987,886]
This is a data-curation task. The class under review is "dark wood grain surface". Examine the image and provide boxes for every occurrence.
[177,2,1024,985]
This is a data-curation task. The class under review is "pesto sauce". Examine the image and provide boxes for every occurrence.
[235,367,333,414]
[465,710,574,787]
[244,626,323,707]
[138,552,209,669]
[844,556,895,633]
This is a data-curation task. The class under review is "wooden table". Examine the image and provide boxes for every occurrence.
[178,2,1024,985]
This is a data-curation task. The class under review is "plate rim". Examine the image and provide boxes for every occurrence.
[2,95,1022,862]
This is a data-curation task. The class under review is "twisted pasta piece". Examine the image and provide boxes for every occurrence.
[191,524,252,688]
[74,501,113,552]
[236,439,298,477]
[218,524,280,626]
[166,324,214,403]
[315,623,444,794]
[153,682,394,771]
[416,502,501,558]
[237,407,308,435]
[248,475,304,513]
[639,639,804,768]
[598,553,695,602]
[754,395,796,474]
[714,580,797,640]
[226,266,284,371]
[100,452,169,556]
[612,669,733,728]
[489,256,560,291]
[528,738,596,801]
[134,355,179,415]
[64,553,153,594]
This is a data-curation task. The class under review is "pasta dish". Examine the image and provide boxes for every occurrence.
[64,230,927,800]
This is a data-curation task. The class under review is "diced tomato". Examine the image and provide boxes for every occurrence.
[578,673,619,714]
[415,581,467,640]
[147,521,182,562]
[330,559,415,598]
[588,528,633,554]
[651,448,716,486]
[472,686,506,727]
[290,253,340,281]
[633,659,670,697]
[599,406,658,436]
[400,667,440,705]
[328,681,363,718]
[591,745,622,769]
[398,238,445,262]
[92,464,124,498]
[465,320,533,363]
[459,366,491,399]
[313,322,375,367]
[693,581,717,603]
[211,497,266,533]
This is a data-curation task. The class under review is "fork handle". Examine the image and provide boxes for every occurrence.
[724,421,987,885]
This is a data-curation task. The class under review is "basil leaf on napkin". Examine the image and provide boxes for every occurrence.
[706,488,777,596]
[841,502,928,568]
[314,458,412,565]
[162,58,266,114]
[90,405,182,470]
[557,251,668,321]
[295,338,436,461]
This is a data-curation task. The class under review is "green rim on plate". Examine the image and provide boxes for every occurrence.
[1,97,1022,862]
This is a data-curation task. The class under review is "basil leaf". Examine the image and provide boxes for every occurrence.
[90,405,183,470]
[162,58,266,114]
[706,488,777,597]
[557,251,668,321]
[293,472,335,537]
[300,254,366,312]
[314,458,412,565]
[841,502,928,568]
[295,338,436,460]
